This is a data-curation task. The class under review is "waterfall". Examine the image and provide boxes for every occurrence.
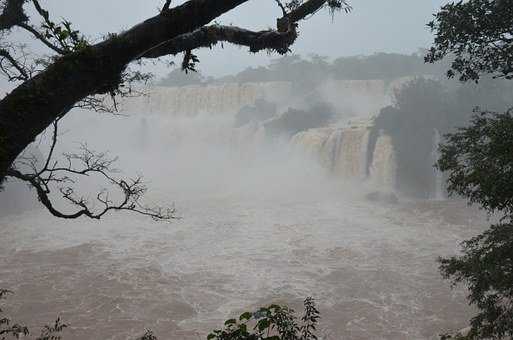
[290,128,335,167]
[291,122,374,181]
[122,80,405,192]
[123,78,401,120]
[123,82,292,116]
[323,129,344,171]
[329,127,371,179]
[369,132,397,190]
[431,128,445,200]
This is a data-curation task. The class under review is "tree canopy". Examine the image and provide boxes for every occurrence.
[428,0,513,338]
[426,0,513,82]
[173,52,444,86]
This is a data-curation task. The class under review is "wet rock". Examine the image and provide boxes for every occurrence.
[365,191,399,204]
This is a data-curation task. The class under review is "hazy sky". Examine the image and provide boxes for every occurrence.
[36,0,450,77]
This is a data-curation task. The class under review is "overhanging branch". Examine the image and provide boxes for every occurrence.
[142,24,298,59]
[142,0,346,60]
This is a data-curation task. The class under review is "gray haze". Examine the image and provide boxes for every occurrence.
[37,0,449,76]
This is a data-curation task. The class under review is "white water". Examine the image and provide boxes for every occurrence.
[291,123,396,187]
[123,82,293,117]
[0,82,480,339]
[369,132,397,191]
[0,172,482,339]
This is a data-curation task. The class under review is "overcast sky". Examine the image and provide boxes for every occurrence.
[33,0,450,77]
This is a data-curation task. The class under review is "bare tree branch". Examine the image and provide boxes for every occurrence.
[274,0,287,16]
[6,121,175,221]
[0,47,29,80]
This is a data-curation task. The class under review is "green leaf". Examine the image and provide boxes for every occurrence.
[239,323,247,334]
[59,31,70,40]
[239,312,252,321]
[257,319,270,332]
[224,318,236,326]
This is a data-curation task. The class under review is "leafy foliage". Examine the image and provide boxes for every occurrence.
[138,330,158,340]
[2,290,321,340]
[38,16,88,53]
[207,297,321,340]
[36,318,67,340]
[181,50,200,73]
[0,290,67,340]
[426,0,513,82]
[436,110,513,338]
[0,290,28,340]
[437,109,513,215]
[439,222,513,339]
[428,2,513,338]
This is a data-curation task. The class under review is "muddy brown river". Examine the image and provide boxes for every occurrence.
[0,186,485,339]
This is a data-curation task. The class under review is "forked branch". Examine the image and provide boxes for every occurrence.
[6,120,175,221]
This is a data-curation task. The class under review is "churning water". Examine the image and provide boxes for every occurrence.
[0,83,485,339]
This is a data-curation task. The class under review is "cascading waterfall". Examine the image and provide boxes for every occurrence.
[328,127,371,179]
[369,132,397,190]
[123,82,292,116]
[431,128,445,200]
[323,129,344,171]
[122,80,407,194]
[289,128,334,166]
[291,123,394,186]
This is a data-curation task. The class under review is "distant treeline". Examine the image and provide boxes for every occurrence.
[158,52,447,87]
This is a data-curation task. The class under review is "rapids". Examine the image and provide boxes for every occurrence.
[0,80,483,339]
[0,178,484,339]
